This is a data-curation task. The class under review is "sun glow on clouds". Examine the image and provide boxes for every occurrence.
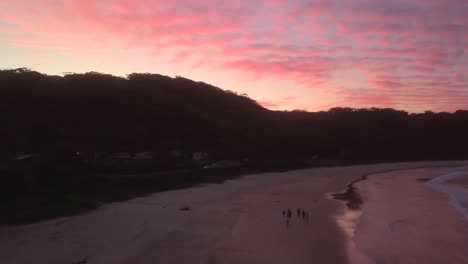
[0,0,466,112]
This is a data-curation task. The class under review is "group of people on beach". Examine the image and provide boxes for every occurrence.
[282,208,309,226]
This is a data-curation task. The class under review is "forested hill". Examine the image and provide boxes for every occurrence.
[1,68,468,164]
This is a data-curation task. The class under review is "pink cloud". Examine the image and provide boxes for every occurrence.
[258,96,298,110]
[370,79,405,90]
[0,0,466,112]
[258,101,286,109]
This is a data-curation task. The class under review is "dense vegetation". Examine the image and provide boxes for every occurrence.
[1,68,467,224]
[2,68,467,162]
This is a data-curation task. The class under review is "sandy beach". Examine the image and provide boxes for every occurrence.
[1,161,467,264]
[352,166,468,264]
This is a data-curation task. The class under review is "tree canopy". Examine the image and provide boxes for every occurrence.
[1,68,467,163]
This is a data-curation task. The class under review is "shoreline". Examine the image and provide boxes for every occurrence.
[2,160,342,226]
[4,159,467,227]
[1,161,467,264]
[347,166,468,263]
[426,171,468,221]
[331,161,468,211]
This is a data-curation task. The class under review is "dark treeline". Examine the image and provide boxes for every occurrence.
[1,68,467,162]
[1,68,467,224]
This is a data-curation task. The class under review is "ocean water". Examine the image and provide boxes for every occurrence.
[426,171,468,221]
[335,167,468,264]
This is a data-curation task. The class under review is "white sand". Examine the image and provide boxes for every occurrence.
[354,166,468,264]
[1,161,467,264]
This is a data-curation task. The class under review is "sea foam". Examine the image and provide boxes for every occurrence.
[426,171,468,221]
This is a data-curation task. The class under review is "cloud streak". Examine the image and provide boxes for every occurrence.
[0,0,466,112]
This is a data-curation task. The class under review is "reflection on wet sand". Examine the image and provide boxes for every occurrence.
[331,180,373,264]
[336,167,468,264]
[331,177,366,210]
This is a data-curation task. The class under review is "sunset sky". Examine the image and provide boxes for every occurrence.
[0,0,466,112]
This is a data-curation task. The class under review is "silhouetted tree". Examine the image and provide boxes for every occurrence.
[0,68,467,168]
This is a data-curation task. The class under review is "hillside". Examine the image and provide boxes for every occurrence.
[1,68,468,225]
[1,68,468,163]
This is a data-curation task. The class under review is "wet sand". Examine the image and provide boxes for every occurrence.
[0,161,466,264]
[352,167,468,264]
[445,177,468,188]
